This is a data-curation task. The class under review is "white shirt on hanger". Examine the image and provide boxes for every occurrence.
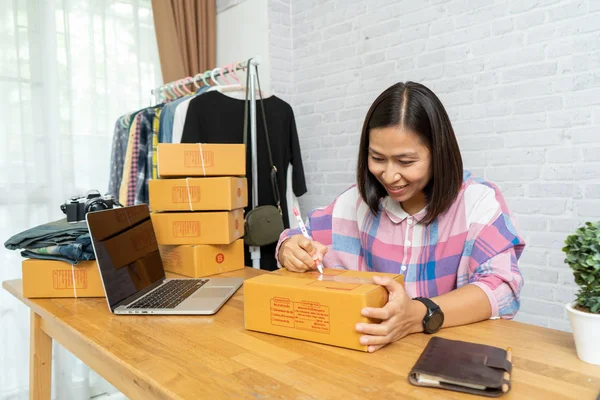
[172,96,196,143]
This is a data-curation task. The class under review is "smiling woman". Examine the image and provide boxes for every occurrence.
[358,82,463,224]
[276,81,525,352]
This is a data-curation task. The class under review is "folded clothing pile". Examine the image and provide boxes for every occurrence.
[4,218,94,264]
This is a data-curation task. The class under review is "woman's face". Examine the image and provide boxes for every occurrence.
[367,126,432,209]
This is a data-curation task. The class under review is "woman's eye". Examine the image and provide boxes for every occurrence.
[399,160,414,166]
[370,156,384,162]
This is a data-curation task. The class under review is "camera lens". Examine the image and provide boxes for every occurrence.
[86,199,109,213]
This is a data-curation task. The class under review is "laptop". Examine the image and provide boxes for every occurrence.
[86,204,244,315]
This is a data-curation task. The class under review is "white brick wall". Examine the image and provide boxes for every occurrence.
[267,0,600,331]
[268,0,293,99]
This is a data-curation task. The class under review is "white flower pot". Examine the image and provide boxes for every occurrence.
[566,301,600,366]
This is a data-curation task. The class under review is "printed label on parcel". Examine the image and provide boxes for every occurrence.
[53,270,88,290]
[172,221,201,238]
[184,150,214,167]
[270,297,330,333]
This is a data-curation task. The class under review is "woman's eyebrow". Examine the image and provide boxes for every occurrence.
[368,148,418,157]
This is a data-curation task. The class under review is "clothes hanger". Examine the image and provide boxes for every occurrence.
[173,80,186,97]
[181,77,194,94]
[173,80,184,96]
[219,66,231,85]
[227,63,240,84]
[209,64,244,93]
[163,85,175,101]
[202,71,211,87]
[210,68,222,86]
[192,73,203,89]
[167,82,179,99]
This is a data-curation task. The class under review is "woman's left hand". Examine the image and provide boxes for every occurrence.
[355,276,424,352]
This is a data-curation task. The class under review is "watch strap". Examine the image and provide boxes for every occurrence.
[413,297,441,312]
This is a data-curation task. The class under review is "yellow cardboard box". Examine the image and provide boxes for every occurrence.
[150,209,244,245]
[244,269,404,352]
[22,259,105,298]
[159,239,245,277]
[149,177,248,212]
[157,143,246,178]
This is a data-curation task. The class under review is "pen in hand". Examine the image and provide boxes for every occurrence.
[292,206,324,274]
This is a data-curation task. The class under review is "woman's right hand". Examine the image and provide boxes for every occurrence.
[278,234,328,272]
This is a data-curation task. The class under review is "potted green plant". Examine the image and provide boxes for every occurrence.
[562,221,600,366]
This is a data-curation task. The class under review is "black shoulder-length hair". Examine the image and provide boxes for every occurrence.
[356,82,463,225]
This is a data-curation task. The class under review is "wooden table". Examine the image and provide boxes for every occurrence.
[4,268,600,400]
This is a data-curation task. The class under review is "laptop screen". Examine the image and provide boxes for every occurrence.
[86,204,165,311]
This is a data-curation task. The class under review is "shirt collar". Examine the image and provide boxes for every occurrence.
[382,196,428,224]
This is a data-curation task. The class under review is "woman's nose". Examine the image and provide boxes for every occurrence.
[382,167,401,183]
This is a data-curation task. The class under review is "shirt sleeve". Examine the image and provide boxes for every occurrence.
[289,109,307,197]
[275,197,336,268]
[463,183,525,319]
[468,246,524,319]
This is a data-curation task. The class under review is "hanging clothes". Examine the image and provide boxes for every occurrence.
[151,108,162,179]
[108,112,136,199]
[181,91,307,270]
[133,107,159,206]
[119,112,141,205]
[158,95,190,144]
[109,89,214,205]
[172,86,211,143]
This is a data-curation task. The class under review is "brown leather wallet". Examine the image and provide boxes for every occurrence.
[408,337,512,397]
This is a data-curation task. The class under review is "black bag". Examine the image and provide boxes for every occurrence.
[243,60,285,247]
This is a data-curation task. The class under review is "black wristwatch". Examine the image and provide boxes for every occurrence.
[413,297,444,334]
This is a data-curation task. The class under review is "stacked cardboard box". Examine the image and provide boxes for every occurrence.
[22,259,105,298]
[150,143,248,277]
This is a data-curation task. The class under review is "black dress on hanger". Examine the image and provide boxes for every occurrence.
[181,91,307,270]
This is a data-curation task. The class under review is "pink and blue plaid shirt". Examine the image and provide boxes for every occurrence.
[276,173,525,319]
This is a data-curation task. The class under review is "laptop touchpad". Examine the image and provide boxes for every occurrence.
[192,287,233,299]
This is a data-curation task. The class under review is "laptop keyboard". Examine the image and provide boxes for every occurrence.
[128,279,208,309]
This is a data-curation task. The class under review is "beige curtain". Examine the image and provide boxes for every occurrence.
[152,0,216,83]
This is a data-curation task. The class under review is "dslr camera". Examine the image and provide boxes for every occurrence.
[60,190,119,223]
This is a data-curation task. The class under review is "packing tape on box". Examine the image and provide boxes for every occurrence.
[198,143,206,176]
[185,177,194,211]
[314,275,377,284]
[71,264,78,298]
[272,270,378,285]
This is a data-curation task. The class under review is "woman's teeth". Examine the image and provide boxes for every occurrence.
[389,184,408,190]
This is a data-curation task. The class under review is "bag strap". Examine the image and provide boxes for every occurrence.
[243,59,282,215]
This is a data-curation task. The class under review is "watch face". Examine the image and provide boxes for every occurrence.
[427,311,444,332]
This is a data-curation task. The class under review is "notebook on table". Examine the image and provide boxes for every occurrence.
[408,337,513,397]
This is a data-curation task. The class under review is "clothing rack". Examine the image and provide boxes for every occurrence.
[150,57,261,100]
[152,56,263,269]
